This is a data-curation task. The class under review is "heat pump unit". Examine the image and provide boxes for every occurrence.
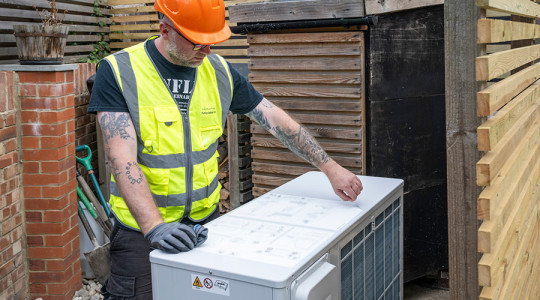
[150,171,404,300]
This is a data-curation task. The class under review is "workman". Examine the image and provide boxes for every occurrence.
[87,0,363,298]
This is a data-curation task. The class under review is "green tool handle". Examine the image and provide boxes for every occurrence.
[77,186,98,219]
[75,145,93,171]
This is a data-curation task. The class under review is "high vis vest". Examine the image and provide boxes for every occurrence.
[102,38,233,230]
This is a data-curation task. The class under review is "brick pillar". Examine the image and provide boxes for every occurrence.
[17,65,81,300]
[0,71,27,299]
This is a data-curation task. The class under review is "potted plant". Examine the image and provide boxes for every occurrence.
[13,0,69,65]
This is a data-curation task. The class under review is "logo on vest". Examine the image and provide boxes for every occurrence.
[201,107,217,115]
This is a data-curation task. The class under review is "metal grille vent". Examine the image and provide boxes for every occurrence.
[340,197,402,300]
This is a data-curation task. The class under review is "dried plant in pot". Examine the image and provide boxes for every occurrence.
[13,0,69,65]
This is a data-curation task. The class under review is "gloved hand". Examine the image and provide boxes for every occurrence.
[144,222,197,253]
[191,224,209,247]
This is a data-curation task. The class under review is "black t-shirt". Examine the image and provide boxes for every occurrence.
[88,38,263,115]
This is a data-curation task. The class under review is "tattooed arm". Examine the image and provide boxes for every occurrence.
[246,98,363,201]
[97,112,164,234]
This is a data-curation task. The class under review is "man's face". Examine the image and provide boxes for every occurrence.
[164,24,212,68]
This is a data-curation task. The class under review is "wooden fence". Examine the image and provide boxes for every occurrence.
[107,0,261,64]
[0,0,109,64]
[475,0,540,299]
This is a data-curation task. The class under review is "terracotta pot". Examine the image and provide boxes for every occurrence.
[13,24,69,65]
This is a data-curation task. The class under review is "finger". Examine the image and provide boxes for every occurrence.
[351,182,362,195]
[166,236,193,252]
[172,231,195,250]
[177,225,198,242]
[157,240,180,254]
[336,189,354,202]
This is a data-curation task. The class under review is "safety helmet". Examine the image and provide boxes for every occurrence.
[154,0,231,45]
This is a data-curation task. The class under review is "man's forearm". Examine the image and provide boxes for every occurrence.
[99,111,163,234]
[246,99,332,170]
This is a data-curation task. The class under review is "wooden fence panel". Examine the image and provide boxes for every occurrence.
[248,30,365,195]
[107,0,255,64]
[476,1,540,299]
[0,0,109,64]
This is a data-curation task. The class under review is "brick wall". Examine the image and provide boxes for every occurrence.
[0,71,26,300]
[74,63,98,174]
[19,66,82,300]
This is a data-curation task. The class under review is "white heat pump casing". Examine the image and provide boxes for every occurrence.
[150,171,404,300]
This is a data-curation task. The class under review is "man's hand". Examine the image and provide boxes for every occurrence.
[191,224,209,247]
[144,223,197,253]
[323,162,363,202]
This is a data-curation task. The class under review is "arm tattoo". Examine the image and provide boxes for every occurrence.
[125,161,144,185]
[100,112,134,144]
[274,126,330,168]
[246,106,271,131]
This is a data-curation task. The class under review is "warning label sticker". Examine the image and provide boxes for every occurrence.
[191,274,230,296]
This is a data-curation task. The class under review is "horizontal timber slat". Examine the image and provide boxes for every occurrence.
[365,0,444,15]
[251,136,362,154]
[252,175,293,189]
[267,98,362,112]
[110,23,159,31]
[251,162,317,177]
[252,148,362,169]
[249,43,362,57]
[253,84,362,99]
[108,0,153,5]
[477,62,540,116]
[477,119,540,221]
[110,14,157,23]
[249,71,362,85]
[477,81,540,151]
[228,0,364,24]
[477,104,540,186]
[250,57,362,71]
[476,0,540,19]
[251,124,363,140]
[477,18,539,43]
[248,32,363,44]
[476,44,540,81]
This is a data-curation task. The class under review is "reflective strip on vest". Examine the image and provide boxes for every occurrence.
[103,39,233,228]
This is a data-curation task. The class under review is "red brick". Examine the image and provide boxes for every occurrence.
[25,218,70,235]
[6,73,14,111]
[20,111,39,123]
[27,243,72,260]
[41,181,76,199]
[43,204,77,224]
[40,135,71,149]
[11,226,22,243]
[18,71,67,84]
[23,172,68,186]
[3,164,19,180]
[29,265,73,283]
[0,257,16,278]
[27,235,44,248]
[0,153,14,169]
[19,83,38,97]
[67,119,76,133]
[23,161,40,173]
[46,248,79,272]
[66,95,75,108]
[40,109,75,124]
[23,147,69,162]
[41,160,75,174]
[29,283,47,294]
[21,123,67,137]
[25,211,43,223]
[0,126,16,142]
[4,139,16,153]
[38,83,74,97]
[25,196,70,212]
[5,115,15,127]
[1,214,21,234]
[23,186,42,198]
[22,136,40,149]
[28,258,46,271]
[20,97,65,110]
[0,236,9,251]
[66,70,74,83]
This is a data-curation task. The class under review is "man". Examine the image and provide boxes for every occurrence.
[88,0,363,298]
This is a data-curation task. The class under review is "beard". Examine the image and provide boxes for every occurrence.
[165,36,203,68]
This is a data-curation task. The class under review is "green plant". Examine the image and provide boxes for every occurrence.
[34,0,67,26]
[82,0,110,62]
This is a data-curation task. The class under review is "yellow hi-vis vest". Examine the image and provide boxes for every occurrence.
[102,38,233,230]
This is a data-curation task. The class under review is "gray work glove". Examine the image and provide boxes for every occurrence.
[144,223,197,253]
[191,224,209,247]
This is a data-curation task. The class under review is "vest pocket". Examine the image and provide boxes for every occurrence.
[154,106,183,154]
[141,165,170,198]
[198,125,222,150]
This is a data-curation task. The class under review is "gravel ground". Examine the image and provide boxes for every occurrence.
[72,279,104,300]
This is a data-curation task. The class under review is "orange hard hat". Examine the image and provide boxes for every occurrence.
[154,0,231,45]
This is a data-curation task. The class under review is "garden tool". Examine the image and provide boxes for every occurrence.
[77,184,111,237]
[76,144,111,217]
[77,168,112,233]
[77,200,110,285]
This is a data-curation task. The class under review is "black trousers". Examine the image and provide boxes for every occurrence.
[101,209,220,300]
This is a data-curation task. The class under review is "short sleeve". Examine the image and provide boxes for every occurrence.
[228,62,263,115]
[87,60,129,114]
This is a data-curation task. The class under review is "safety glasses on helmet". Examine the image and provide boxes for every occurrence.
[165,23,212,51]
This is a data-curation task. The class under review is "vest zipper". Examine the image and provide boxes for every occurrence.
[181,71,197,221]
